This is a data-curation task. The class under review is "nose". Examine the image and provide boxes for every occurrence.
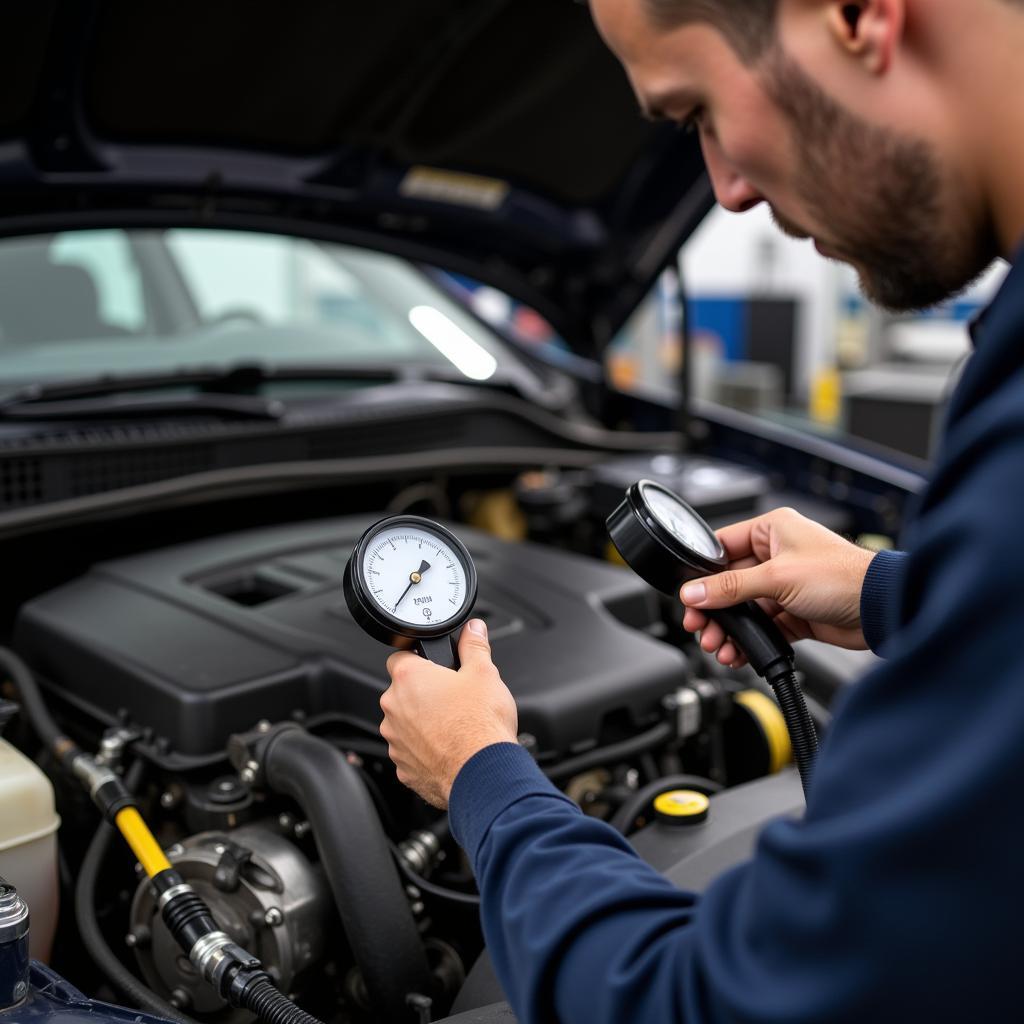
[700,134,764,214]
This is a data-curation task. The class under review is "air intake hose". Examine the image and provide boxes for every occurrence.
[258,726,431,1023]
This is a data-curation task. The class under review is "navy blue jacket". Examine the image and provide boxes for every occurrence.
[449,250,1024,1022]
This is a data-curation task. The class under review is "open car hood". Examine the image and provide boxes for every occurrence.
[0,0,713,358]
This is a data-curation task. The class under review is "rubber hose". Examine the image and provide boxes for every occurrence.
[768,669,818,794]
[74,762,200,1024]
[262,728,431,1024]
[544,721,674,784]
[389,841,481,908]
[609,774,724,836]
[241,980,325,1024]
[0,645,62,752]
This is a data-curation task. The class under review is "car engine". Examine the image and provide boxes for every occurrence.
[5,488,804,1024]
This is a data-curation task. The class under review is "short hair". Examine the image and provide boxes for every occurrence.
[643,0,779,61]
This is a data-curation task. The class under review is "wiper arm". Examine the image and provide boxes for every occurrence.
[0,363,302,411]
[0,363,395,422]
[0,359,516,424]
[0,392,286,422]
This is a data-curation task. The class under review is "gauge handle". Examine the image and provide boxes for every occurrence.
[707,603,794,680]
[416,635,460,671]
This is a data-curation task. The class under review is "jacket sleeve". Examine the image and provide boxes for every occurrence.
[449,386,1024,1023]
[858,549,909,655]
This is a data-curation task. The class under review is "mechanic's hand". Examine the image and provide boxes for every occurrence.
[381,619,518,809]
[680,507,877,667]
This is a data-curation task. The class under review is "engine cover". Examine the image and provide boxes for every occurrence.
[14,517,687,764]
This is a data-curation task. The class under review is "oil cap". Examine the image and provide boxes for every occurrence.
[653,790,710,826]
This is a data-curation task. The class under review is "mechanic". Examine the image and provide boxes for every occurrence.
[380,0,1024,1019]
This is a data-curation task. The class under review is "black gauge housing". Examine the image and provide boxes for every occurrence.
[606,480,728,596]
[343,515,478,667]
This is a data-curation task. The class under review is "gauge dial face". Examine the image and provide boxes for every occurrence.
[361,523,469,628]
[641,483,723,560]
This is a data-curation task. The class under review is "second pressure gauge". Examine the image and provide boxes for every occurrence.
[343,515,478,669]
[606,479,729,595]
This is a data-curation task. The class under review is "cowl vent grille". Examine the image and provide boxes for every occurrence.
[0,459,44,508]
[70,449,214,496]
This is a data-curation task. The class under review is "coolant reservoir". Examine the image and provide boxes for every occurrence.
[0,739,59,960]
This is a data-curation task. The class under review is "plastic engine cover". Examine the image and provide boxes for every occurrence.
[14,517,687,765]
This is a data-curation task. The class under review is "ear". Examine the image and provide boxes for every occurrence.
[826,0,905,75]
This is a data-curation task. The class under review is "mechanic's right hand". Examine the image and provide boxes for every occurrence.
[680,507,877,667]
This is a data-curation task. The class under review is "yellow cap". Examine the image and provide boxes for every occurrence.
[653,789,710,826]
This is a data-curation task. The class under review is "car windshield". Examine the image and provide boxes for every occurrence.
[0,228,523,391]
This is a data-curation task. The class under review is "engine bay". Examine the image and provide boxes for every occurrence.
[0,461,829,1024]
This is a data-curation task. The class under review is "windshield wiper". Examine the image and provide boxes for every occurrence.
[0,360,518,423]
[0,392,287,422]
[0,363,393,422]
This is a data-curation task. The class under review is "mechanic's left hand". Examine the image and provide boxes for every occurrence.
[381,619,518,808]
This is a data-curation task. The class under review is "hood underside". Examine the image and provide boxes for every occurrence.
[0,0,713,356]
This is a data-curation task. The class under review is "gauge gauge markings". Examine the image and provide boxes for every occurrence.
[361,527,466,625]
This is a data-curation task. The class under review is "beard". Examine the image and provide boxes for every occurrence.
[760,49,998,312]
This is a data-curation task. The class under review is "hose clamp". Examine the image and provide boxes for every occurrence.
[189,930,235,982]
[157,883,193,912]
[71,754,119,801]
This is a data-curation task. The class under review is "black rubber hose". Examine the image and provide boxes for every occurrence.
[389,840,481,908]
[609,774,724,836]
[767,668,818,794]
[0,645,63,753]
[543,721,674,784]
[240,979,325,1024]
[74,762,200,1024]
[261,728,431,1024]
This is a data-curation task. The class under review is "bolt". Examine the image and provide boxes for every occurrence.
[256,720,272,733]
[167,844,185,858]
[125,933,137,948]
[410,901,425,916]
[264,907,284,927]
[169,989,192,1010]
[278,813,294,831]
[293,820,311,839]
[213,844,226,855]
[240,760,259,784]
[160,790,178,809]
[12,981,27,1003]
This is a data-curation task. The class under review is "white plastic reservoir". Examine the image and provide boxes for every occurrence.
[0,737,60,960]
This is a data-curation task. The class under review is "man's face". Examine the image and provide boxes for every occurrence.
[591,0,997,311]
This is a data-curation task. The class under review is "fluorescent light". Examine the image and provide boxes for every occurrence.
[408,305,498,381]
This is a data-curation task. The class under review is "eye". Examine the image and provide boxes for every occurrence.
[677,107,705,136]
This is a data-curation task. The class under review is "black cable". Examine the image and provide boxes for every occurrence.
[610,774,723,836]
[766,669,818,794]
[74,761,201,1024]
[0,645,62,752]
[543,722,674,784]
[389,842,481,908]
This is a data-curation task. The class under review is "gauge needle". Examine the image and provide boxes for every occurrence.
[394,560,431,611]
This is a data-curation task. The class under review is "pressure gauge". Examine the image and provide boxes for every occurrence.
[607,480,815,796]
[606,480,728,595]
[343,515,478,669]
